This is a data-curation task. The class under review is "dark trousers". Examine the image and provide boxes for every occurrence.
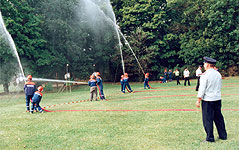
[176,76,180,85]
[144,81,150,89]
[196,77,200,91]
[184,77,190,86]
[201,100,227,142]
[25,95,33,111]
[31,100,43,112]
[121,83,123,91]
[98,85,105,99]
[122,83,133,93]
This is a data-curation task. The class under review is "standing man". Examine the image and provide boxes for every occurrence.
[183,68,190,86]
[24,75,36,112]
[196,57,227,142]
[195,65,203,91]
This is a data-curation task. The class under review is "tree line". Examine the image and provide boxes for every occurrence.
[0,0,238,88]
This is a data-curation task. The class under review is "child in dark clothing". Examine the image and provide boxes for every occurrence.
[30,86,44,113]
[24,75,36,112]
[144,73,150,89]
[122,73,133,93]
[96,72,105,100]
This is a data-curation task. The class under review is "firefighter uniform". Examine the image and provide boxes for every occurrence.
[122,75,133,93]
[24,78,36,111]
[31,90,43,113]
[96,76,105,100]
[144,74,150,89]
[197,57,227,142]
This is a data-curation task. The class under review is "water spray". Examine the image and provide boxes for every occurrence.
[0,11,26,82]
[31,77,87,84]
[82,0,144,74]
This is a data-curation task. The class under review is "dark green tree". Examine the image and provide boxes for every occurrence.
[0,0,49,78]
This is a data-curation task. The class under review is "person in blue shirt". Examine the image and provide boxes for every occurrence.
[122,73,133,93]
[88,75,97,101]
[168,70,173,82]
[144,73,150,89]
[24,75,36,112]
[120,75,124,92]
[164,69,168,83]
[96,72,105,100]
[30,86,44,113]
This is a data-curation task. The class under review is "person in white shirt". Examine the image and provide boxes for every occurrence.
[183,68,190,86]
[196,57,227,143]
[195,65,202,91]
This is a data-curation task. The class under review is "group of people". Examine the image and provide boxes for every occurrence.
[160,68,191,86]
[24,56,227,143]
[88,72,106,101]
[24,75,44,113]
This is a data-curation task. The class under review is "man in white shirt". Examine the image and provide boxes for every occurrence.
[183,68,190,86]
[195,65,202,91]
[196,57,227,142]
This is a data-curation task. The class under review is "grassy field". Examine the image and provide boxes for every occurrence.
[0,77,239,150]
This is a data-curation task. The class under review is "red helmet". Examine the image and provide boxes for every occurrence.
[145,73,149,76]
[27,75,32,79]
[38,86,43,92]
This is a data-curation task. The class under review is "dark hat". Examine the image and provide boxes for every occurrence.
[203,57,216,64]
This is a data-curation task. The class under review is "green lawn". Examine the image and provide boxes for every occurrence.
[0,77,239,150]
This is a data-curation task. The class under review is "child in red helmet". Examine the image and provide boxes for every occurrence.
[30,86,44,113]
[88,75,97,101]
[144,73,150,89]
[96,72,106,100]
[122,73,133,93]
[24,75,36,112]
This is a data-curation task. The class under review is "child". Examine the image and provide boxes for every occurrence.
[173,69,181,85]
[30,86,44,113]
[160,76,167,83]
[164,69,168,83]
[144,73,150,89]
[88,75,97,101]
[96,72,105,100]
[122,73,133,93]
[24,75,36,112]
[120,75,124,92]
[168,70,173,82]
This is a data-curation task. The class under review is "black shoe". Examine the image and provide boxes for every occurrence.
[218,137,227,140]
[201,140,215,143]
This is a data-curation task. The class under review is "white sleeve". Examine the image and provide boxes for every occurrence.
[197,75,207,98]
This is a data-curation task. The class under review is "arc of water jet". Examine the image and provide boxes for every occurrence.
[30,77,88,84]
[83,1,144,74]
[0,11,26,81]
[117,29,145,75]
